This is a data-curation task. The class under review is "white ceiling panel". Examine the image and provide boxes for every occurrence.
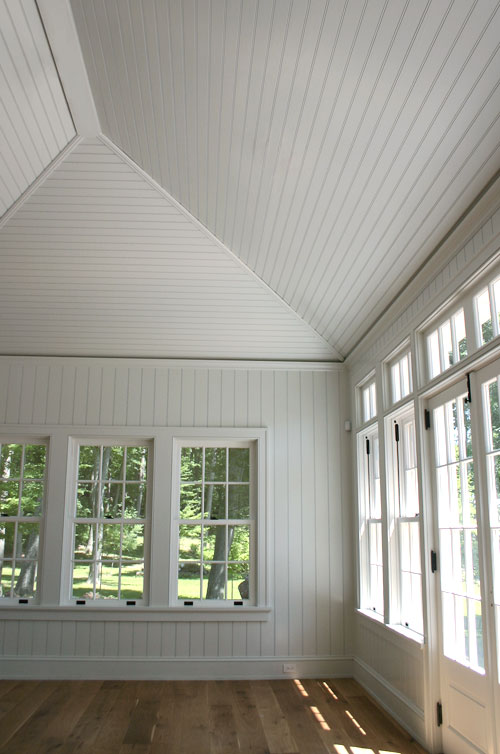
[0,0,75,217]
[70,0,500,356]
[0,137,337,360]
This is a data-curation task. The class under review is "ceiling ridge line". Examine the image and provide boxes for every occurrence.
[0,135,83,230]
[96,133,343,363]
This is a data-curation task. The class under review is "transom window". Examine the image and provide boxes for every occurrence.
[475,277,500,346]
[360,379,377,424]
[427,308,467,379]
[71,443,149,602]
[388,350,412,405]
[174,441,255,604]
[0,441,46,600]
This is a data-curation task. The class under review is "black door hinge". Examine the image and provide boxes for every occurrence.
[394,422,400,442]
[431,550,438,573]
[437,701,443,727]
[424,409,431,430]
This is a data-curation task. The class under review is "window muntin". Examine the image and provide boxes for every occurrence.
[358,427,383,616]
[174,442,254,604]
[389,351,412,405]
[361,380,377,424]
[427,308,468,379]
[0,442,46,600]
[389,412,423,634]
[71,443,149,602]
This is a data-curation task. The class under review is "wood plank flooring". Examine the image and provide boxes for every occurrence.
[0,678,428,754]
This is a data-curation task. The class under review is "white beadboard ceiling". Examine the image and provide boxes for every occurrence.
[68,0,500,357]
[0,0,75,217]
[0,137,337,360]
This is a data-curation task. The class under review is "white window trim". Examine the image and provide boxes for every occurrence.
[383,341,413,410]
[169,428,268,609]
[356,371,377,429]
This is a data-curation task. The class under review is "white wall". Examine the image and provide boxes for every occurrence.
[0,357,351,680]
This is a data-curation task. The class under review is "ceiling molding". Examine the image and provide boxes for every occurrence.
[36,0,100,136]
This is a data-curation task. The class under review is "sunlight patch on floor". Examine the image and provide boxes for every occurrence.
[345,709,367,735]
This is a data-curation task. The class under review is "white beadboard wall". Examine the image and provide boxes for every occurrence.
[0,0,75,217]
[0,357,349,679]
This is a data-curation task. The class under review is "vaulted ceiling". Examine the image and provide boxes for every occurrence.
[1,0,500,361]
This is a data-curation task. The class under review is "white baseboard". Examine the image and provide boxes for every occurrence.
[353,657,426,748]
[0,655,353,681]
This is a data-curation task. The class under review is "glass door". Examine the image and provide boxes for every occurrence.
[428,378,497,754]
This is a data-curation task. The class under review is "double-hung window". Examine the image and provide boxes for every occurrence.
[71,442,150,603]
[172,439,257,605]
[386,409,423,634]
[358,426,383,616]
[0,441,47,601]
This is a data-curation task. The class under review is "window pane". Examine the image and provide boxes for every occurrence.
[180,447,202,482]
[126,446,148,481]
[229,525,250,562]
[124,483,147,518]
[391,363,401,404]
[203,525,225,561]
[179,524,201,560]
[20,481,43,516]
[228,448,249,482]
[76,482,99,518]
[228,485,250,519]
[101,482,123,518]
[13,559,38,598]
[180,484,202,519]
[441,320,453,368]
[488,380,500,451]
[103,446,124,480]
[428,330,440,378]
[203,563,226,599]
[1,566,13,598]
[122,524,144,560]
[477,289,493,344]
[23,445,46,479]
[78,446,100,480]
[72,562,93,598]
[0,522,15,558]
[0,481,19,516]
[95,563,119,600]
[453,309,467,360]
[102,524,121,560]
[205,448,226,481]
[17,523,39,559]
[0,444,22,479]
[228,564,250,600]
[204,484,225,519]
[121,562,144,599]
[178,562,200,599]
[74,524,94,560]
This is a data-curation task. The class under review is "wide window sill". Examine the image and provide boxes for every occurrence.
[0,605,272,622]
[356,609,424,654]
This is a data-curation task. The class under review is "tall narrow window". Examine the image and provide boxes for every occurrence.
[0,441,46,600]
[174,441,255,604]
[71,443,149,602]
[475,277,500,346]
[388,410,423,633]
[389,350,412,405]
[358,427,383,616]
[360,379,377,424]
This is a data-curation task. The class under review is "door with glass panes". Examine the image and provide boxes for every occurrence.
[428,374,499,754]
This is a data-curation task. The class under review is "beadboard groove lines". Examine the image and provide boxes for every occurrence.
[0,137,336,360]
[0,0,75,217]
[0,360,343,663]
[70,0,500,356]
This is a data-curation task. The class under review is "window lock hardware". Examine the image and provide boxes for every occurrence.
[76,599,86,605]
[18,598,28,604]
[431,550,438,573]
[184,601,194,606]
[234,600,243,606]
[126,600,136,606]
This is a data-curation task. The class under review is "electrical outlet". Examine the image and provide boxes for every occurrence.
[283,663,296,673]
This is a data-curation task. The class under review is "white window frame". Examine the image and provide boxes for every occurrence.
[169,429,267,609]
[385,405,423,635]
[64,436,153,606]
[0,436,48,604]
[423,306,468,381]
[357,424,384,617]
[384,342,413,408]
[357,372,377,427]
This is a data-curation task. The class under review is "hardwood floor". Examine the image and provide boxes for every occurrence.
[0,677,428,753]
